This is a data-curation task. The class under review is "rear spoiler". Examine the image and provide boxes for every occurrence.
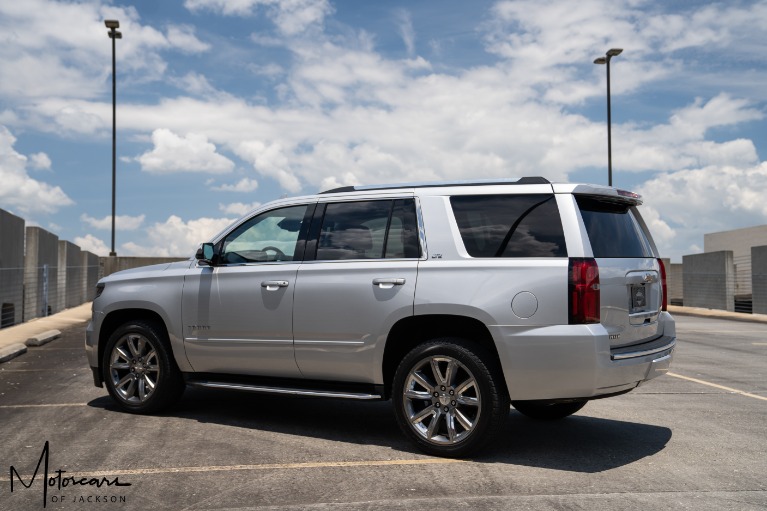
[552,183,643,205]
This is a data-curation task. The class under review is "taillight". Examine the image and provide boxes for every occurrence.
[569,258,600,324]
[658,258,668,312]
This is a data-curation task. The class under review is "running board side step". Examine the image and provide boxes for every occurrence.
[186,380,383,400]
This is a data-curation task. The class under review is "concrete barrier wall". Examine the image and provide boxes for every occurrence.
[752,246,767,315]
[24,226,60,319]
[683,251,735,311]
[100,256,188,279]
[1,207,188,327]
[58,240,83,309]
[0,209,25,328]
[82,251,100,302]
[668,263,683,305]
[660,258,683,305]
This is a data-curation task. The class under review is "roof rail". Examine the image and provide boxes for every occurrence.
[320,176,550,194]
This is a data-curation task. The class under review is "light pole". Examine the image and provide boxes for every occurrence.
[593,48,622,187]
[105,19,122,256]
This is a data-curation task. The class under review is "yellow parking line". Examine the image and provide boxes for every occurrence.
[667,372,767,402]
[0,458,464,482]
[753,343,767,346]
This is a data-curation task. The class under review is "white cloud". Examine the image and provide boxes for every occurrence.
[166,25,211,53]
[545,94,763,174]
[235,140,302,191]
[185,0,333,35]
[81,213,146,231]
[29,152,51,170]
[123,215,235,257]
[0,0,209,105]
[219,202,262,216]
[395,9,416,56]
[173,72,220,97]
[0,125,73,215]
[138,129,235,174]
[211,177,259,192]
[638,161,767,260]
[74,234,110,257]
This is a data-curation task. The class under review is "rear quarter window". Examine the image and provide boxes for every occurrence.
[450,194,567,257]
[576,196,654,258]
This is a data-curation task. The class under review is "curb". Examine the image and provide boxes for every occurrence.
[669,306,767,325]
[0,343,28,363]
[25,329,62,347]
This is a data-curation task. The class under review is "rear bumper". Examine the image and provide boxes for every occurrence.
[490,312,676,401]
[610,335,675,361]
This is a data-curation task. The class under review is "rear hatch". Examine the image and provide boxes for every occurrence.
[576,194,662,348]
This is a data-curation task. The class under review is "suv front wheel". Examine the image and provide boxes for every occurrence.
[102,320,185,413]
[392,338,509,457]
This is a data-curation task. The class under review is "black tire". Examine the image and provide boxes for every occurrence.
[392,338,509,458]
[511,399,587,420]
[102,320,185,413]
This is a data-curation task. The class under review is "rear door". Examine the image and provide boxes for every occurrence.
[292,197,421,383]
[576,195,662,347]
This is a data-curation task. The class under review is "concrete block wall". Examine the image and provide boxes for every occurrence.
[683,251,735,311]
[705,225,767,298]
[100,256,187,279]
[752,246,767,315]
[24,226,60,319]
[82,251,100,302]
[668,263,684,305]
[1,208,188,326]
[57,240,82,309]
[0,208,25,328]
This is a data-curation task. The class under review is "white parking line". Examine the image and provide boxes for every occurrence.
[667,372,767,402]
[0,403,88,408]
[0,458,464,482]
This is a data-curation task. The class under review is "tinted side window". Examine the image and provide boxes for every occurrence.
[316,199,421,261]
[450,194,567,257]
[385,199,420,259]
[576,196,653,258]
[220,205,308,264]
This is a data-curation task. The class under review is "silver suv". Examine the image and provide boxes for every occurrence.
[85,177,675,457]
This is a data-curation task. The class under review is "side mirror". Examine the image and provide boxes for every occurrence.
[195,243,216,265]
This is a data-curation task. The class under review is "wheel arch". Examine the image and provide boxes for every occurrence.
[382,314,505,399]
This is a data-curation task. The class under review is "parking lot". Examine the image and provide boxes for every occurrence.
[1,314,765,510]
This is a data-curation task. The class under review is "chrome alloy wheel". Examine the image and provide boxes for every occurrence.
[402,355,481,445]
[109,333,160,403]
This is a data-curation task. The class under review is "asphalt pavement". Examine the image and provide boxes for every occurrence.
[0,313,765,510]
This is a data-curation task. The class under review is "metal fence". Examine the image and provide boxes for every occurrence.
[0,264,99,329]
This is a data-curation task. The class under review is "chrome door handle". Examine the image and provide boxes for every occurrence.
[373,278,406,289]
[261,280,289,291]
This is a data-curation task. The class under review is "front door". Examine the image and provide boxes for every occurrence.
[182,204,311,377]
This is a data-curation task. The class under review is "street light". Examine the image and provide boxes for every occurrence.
[593,48,622,187]
[105,19,122,256]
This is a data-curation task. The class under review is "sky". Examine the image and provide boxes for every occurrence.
[0,0,766,262]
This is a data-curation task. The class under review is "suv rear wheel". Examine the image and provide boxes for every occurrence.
[512,400,587,420]
[102,320,185,413]
[392,338,509,457]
